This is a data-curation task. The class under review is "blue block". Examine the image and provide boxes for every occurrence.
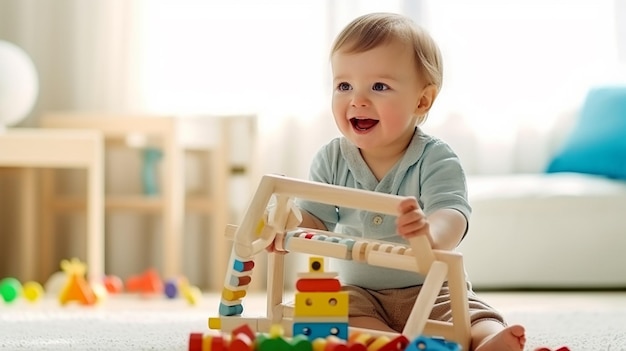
[339,238,355,251]
[219,302,243,316]
[405,335,461,351]
[292,322,349,340]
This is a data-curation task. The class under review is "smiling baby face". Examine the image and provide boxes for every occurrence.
[331,38,432,156]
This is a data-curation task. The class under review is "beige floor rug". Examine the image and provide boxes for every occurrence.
[1,291,625,350]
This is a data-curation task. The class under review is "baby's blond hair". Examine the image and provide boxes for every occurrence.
[331,13,443,122]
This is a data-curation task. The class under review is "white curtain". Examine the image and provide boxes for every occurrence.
[423,0,624,174]
[134,0,624,177]
[3,0,622,176]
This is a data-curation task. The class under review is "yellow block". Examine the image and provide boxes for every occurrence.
[222,287,246,301]
[208,317,221,330]
[294,291,349,317]
[368,336,391,351]
[309,256,325,273]
[203,335,212,350]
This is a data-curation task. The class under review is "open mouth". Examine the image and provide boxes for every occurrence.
[350,118,379,131]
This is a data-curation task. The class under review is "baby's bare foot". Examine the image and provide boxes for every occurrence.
[475,324,525,351]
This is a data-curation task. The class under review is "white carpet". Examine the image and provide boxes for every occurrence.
[1,291,625,350]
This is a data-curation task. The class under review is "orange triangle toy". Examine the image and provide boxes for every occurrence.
[58,258,97,306]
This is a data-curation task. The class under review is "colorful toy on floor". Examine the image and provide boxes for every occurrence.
[126,268,164,295]
[164,279,178,299]
[347,332,410,351]
[164,276,201,305]
[0,277,22,303]
[190,325,455,351]
[180,279,202,306]
[405,335,460,351]
[103,275,124,294]
[58,258,99,306]
[196,174,471,350]
[189,323,259,351]
[44,271,67,296]
[22,281,44,302]
[124,268,200,304]
[0,278,45,304]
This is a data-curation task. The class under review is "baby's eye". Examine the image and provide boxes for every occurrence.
[337,82,351,91]
[372,82,389,91]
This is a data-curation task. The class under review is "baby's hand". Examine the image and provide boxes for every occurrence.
[263,206,288,254]
[265,239,287,254]
[396,197,433,245]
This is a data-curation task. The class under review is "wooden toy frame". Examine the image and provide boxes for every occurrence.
[215,174,471,350]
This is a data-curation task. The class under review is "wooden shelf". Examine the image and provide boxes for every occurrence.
[38,113,258,289]
[50,194,215,214]
[106,195,164,211]
[185,196,216,213]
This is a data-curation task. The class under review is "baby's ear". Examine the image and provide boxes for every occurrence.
[414,85,438,115]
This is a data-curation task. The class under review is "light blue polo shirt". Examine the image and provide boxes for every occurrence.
[297,127,471,290]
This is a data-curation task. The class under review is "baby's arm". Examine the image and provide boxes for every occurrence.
[396,197,466,251]
[266,207,328,253]
[299,209,328,231]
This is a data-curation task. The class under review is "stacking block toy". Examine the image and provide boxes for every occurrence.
[292,257,348,341]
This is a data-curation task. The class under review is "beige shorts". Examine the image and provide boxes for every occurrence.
[344,283,505,333]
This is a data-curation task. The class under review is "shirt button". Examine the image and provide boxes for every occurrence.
[372,215,383,225]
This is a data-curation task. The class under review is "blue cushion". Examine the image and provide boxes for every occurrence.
[546,86,626,179]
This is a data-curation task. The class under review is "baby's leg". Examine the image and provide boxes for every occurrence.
[472,320,525,351]
[344,285,399,333]
[420,282,525,351]
[350,316,397,333]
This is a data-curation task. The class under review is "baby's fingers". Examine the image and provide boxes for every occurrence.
[398,196,419,214]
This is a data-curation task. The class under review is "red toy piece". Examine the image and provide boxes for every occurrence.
[103,275,124,294]
[296,278,342,292]
[188,333,203,351]
[125,268,163,295]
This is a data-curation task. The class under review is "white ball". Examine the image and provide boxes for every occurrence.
[44,271,67,297]
[0,40,39,127]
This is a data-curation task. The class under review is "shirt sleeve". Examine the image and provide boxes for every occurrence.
[418,139,472,232]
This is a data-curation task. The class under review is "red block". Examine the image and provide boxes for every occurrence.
[229,333,253,351]
[296,278,341,292]
[325,336,348,351]
[188,333,203,351]
[379,335,409,351]
[232,324,255,342]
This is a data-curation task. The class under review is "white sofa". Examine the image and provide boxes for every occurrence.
[455,86,626,289]
[459,172,626,289]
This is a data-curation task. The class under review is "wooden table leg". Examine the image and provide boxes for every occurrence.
[86,137,105,285]
[19,168,36,282]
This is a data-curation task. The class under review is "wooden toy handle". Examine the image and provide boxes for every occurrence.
[233,174,435,272]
